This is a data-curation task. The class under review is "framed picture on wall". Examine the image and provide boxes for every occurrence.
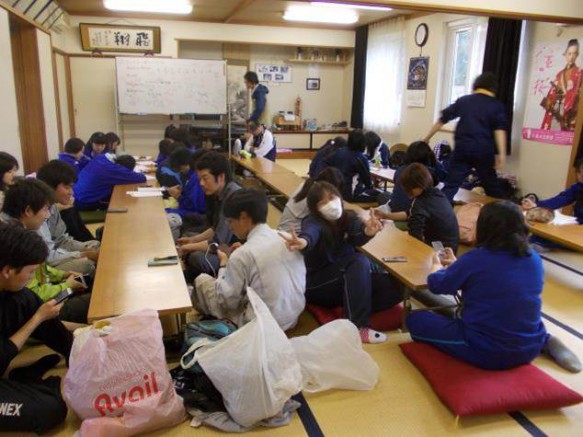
[79,23,161,53]
[306,78,320,91]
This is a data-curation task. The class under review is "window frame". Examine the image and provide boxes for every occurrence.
[439,17,488,124]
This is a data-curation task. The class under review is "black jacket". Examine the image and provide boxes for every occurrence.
[408,188,459,253]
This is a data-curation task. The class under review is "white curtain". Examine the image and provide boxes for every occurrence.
[363,17,406,135]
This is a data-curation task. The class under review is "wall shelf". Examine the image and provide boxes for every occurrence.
[287,59,350,66]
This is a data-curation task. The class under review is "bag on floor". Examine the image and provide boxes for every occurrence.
[64,309,185,436]
[290,319,379,393]
[181,319,238,374]
[456,202,483,244]
[181,287,302,427]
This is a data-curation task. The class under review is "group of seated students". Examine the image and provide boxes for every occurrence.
[0,120,581,433]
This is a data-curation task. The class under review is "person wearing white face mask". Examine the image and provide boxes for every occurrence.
[281,181,402,344]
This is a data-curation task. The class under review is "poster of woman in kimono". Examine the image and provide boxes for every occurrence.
[540,39,581,132]
[522,37,582,146]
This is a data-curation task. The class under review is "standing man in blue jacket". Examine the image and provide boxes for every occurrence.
[244,71,269,125]
[423,72,507,202]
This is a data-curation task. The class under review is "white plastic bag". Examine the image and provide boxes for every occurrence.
[290,319,379,393]
[182,287,302,427]
[64,309,185,436]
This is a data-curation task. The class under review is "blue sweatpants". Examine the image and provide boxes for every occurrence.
[442,151,503,202]
[406,311,543,370]
[306,252,402,328]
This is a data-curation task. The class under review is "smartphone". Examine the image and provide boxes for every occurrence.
[148,259,179,267]
[54,288,74,304]
[153,255,178,261]
[431,241,446,259]
[107,208,128,213]
[382,256,407,263]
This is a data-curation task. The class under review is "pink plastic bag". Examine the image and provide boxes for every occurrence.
[64,309,185,436]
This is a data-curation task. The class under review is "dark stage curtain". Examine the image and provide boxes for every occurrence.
[350,25,368,128]
[483,17,523,154]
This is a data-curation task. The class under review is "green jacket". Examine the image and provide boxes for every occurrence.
[27,263,69,301]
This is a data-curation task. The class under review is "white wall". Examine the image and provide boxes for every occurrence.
[55,53,71,140]
[36,30,60,159]
[398,13,463,147]
[70,57,117,141]
[54,16,355,56]
[370,0,582,22]
[0,8,23,168]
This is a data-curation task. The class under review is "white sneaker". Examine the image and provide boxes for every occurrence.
[359,328,387,344]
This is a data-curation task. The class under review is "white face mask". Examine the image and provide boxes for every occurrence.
[319,197,343,221]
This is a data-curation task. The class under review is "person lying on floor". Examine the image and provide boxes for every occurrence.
[193,189,305,330]
[282,181,403,343]
[406,200,581,373]
[0,179,90,323]
[0,224,72,434]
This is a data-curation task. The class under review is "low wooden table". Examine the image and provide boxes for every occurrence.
[88,184,191,322]
[255,172,304,198]
[370,167,396,190]
[529,222,583,253]
[359,223,438,329]
[231,155,294,175]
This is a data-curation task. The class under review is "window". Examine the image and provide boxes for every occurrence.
[441,18,488,109]
[363,17,406,134]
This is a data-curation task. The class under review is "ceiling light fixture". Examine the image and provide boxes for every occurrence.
[283,6,358,25]
[311,2,392,12]
[103,0,193,15]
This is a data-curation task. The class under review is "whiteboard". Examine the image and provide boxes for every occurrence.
[115,57,227,114]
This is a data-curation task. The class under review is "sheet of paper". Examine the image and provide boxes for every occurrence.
[551,211,579,226]
[137,187,165,192]
[126,191,163,198]
[145,174,156,181]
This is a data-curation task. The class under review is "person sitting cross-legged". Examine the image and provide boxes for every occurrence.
[193,189,306,330]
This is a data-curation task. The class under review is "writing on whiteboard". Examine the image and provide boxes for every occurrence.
[116,58,227,115]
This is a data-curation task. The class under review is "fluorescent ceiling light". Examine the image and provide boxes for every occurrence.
[283,6,358,24]
[103,0,193,14]
[312,2,392,11]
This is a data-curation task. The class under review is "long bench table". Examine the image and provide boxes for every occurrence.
[88,184,192,322]
[370,167,396,190]
[528,222,583,253]
[231,155,294,175]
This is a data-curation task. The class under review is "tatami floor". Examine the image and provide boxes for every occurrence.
[7,160,582,436]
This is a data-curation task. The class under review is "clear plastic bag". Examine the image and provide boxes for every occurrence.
[182,287,302,427]
[290,319,379,393]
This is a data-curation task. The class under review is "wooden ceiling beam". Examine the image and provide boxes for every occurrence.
[224,0,255,23]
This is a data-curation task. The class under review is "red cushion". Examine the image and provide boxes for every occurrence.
[306,304,403,331]
[400,342,583,416]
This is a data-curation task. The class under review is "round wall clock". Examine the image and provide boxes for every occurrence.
[415,23,429,47]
